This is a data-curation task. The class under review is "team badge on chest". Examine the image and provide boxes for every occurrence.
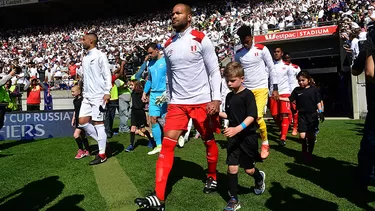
[191,45,197,52]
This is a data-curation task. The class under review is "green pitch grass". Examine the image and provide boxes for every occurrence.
[0,120,374,211]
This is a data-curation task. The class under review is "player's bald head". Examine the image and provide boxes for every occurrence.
[82,33,98,50]
[172,3,192,32]
[86,33,98,45]
[174,3,192,15]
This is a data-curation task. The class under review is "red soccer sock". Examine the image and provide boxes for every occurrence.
[155,137,177,201]
[281,117,289,140]
[293,112,298,131]
[288,112,293,125]
[204,140,218,180]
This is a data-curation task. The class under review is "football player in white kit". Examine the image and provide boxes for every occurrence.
[78,33,112,165]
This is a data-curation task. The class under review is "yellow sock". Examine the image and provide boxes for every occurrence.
[257,117,268,142]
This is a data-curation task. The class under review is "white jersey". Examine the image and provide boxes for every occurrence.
[235,43,278,90]
[289,62,301,91]
[269,60,296,95]
[163,27,221,105]
[81,48,112,99]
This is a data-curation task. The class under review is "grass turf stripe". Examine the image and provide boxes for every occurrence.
[92,157,140,210]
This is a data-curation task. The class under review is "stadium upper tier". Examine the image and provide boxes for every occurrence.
[0,0,367,74]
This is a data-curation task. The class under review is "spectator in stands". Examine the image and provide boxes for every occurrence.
[24,76,45,111]
[285,10,295,30]
[351,32,360,60]
[68,61,77,80]
[268,12,278,30]
[0,0,359,94]
[44,87,53,111]
[28,63,38,78]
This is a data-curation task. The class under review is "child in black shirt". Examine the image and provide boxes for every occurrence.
[71,85,90,159]
[125,79,154,152]
[219,62,266,211]
[280,71,324,162]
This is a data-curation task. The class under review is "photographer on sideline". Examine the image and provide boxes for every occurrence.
[352,21,375,196]
[0,66,20,129]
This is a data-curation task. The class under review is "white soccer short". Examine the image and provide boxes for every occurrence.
[79,97,106,122]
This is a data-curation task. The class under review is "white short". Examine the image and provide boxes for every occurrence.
[79,97,106,122]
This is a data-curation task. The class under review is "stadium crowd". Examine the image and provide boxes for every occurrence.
[0,0,369,91]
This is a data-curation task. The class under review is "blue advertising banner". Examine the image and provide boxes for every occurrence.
[0,110,74,141]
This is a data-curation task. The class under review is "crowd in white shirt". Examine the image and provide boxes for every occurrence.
[0,0,366,90]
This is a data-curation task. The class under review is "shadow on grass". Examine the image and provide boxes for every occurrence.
[0,176,65,210]
[135,157,210,211]
[273,146,375,210]
[0,138,51,151]
[89,141,124,157]
[46,195,85,211]
[0,153,12,158]
[346,122,365,136]
[165,157,207,199]
[108,141,125,157]
[265,182,339,210]
[134,139,150,149]
[165,157,234,203]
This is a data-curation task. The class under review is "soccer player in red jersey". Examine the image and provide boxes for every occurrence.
[269,48,296,146]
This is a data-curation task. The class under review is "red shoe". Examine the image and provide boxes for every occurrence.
[83,150,90,156]
[75,149,87,159]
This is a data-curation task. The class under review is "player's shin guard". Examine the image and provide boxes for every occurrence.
[257,118,268,142]
[79,123,98,140]
[155,137,177,201]
[281,117,289,140]
[204,140,218,180]
[152,123,162,146]
[95,124,107,155]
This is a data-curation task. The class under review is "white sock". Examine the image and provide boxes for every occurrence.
[185,118,193,139]
[95,124,107,154]
[81,123,98,140]
[262,140,269,145]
